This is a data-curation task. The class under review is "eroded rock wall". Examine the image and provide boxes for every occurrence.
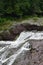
[0,23,43,40]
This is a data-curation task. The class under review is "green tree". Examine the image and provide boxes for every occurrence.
[40,0,43,11]
[0,0,43,17]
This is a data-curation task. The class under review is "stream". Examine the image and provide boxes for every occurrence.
[0,31,43,65]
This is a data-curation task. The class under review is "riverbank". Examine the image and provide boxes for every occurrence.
[0,16,43,31]
[0,17,43,40]
[0,22,43,40]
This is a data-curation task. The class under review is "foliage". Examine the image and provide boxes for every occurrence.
[0,0,43,17]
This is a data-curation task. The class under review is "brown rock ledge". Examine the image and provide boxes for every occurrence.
[0,23,43,40]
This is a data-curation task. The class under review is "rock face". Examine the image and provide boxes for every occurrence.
[0,31,16,40]
[0,23,43,40]
[29,40,43,65]
[13,40,43,65]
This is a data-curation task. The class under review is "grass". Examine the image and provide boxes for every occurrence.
[0,17,15,31]
[0,16,43,31]
[0,16,32,31]
[32,16,39,22]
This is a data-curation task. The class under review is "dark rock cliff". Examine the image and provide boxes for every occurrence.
[0,23,43,40]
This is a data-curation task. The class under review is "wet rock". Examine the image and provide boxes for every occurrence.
[0,36,2,40]
[12,40,43,65]
[29,40,43,65]
[0,23,43,40]
[0,30,16,40]
[9,23,26,35]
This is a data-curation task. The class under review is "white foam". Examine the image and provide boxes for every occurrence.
[0,31,43,65]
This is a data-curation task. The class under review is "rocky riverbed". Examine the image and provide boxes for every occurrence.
[0,19,43,65]
[0,31,43,65]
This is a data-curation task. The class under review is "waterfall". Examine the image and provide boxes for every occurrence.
[0,31,43,65]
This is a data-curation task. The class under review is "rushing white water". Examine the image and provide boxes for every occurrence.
[0,31,43,65]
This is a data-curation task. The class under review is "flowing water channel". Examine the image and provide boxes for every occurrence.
[0,31,43,65]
